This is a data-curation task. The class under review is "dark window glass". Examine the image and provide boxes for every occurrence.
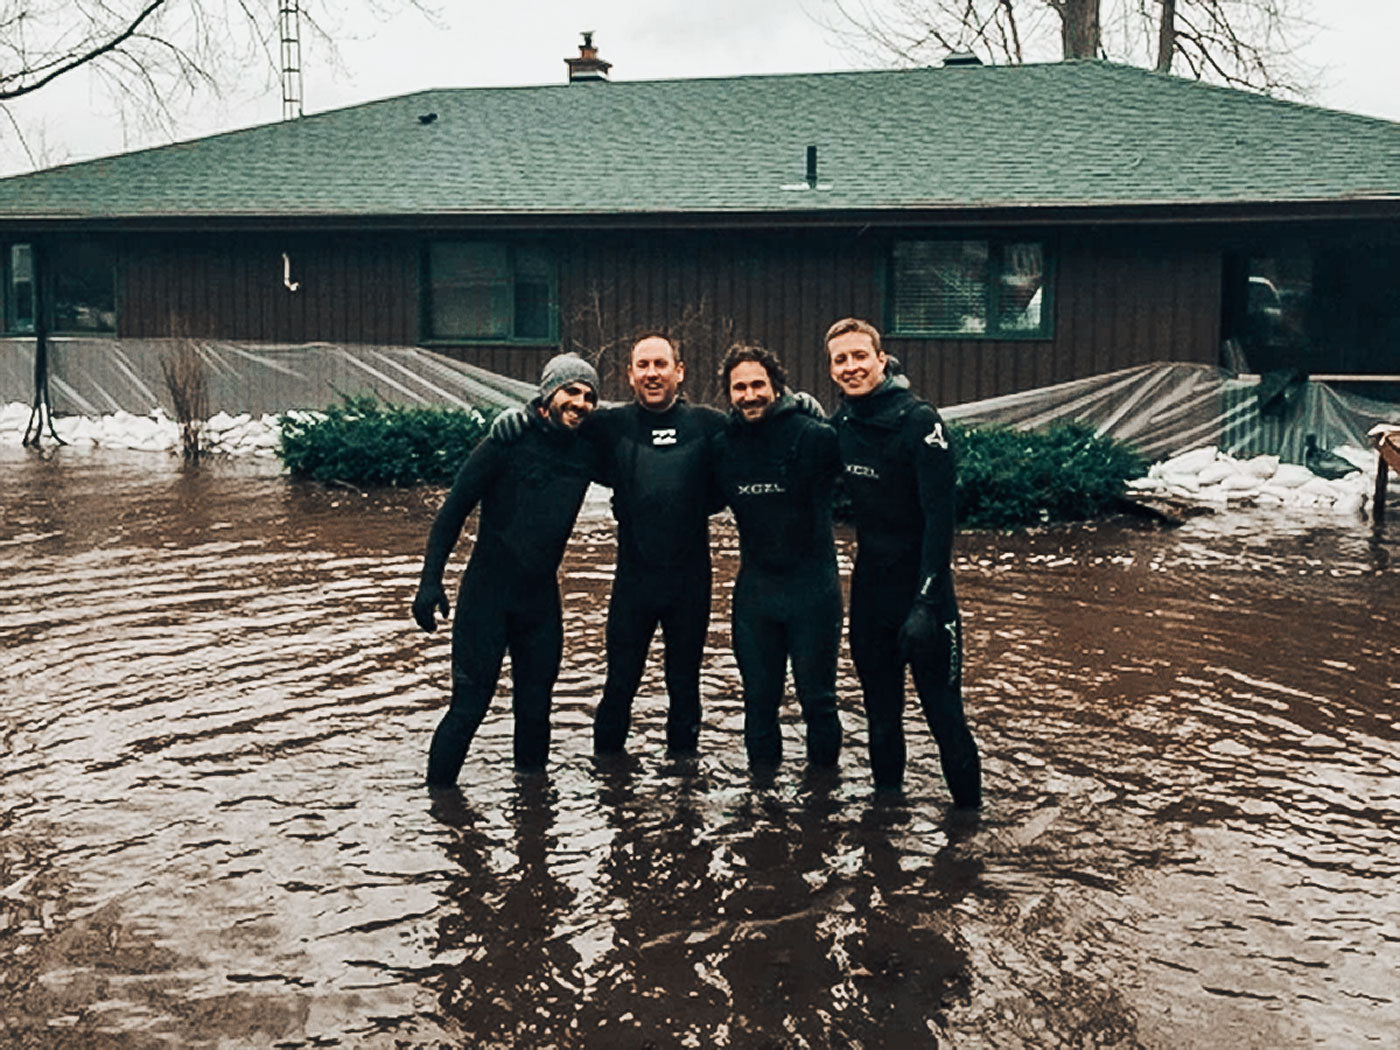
[8,244,35,333]
[995,242,1046,333]
[427,241,556,342]
[1244,254,1311,358]
[513,246,554,340]
[894,240,988,334]
[51,241,116,333]
[893,239,1050,338]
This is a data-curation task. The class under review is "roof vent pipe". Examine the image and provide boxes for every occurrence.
[806,145,818,189]
[566,31,612,82]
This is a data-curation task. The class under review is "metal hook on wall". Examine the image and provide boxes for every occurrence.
[283,251,301,292]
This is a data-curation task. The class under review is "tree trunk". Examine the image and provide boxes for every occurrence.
[1060,0,1101,60]
[1155,0,1177,72]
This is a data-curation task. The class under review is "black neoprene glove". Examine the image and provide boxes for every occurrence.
[488,407,529,443]
[412,581,450,632]
[897,601,940,661]
[791,391,826,418]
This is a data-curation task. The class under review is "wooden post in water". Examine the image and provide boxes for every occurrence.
[1373,429,1400,526]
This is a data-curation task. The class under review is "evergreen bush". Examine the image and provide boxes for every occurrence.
[277,398,1142,528]
[950,421,1145,529]
[277,395,497,486]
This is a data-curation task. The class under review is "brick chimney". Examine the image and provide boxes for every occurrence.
[566,31,612,83]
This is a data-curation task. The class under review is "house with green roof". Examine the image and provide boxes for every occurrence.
[1,41,1398,411]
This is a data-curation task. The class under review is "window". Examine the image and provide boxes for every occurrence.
[50,241,117,333]
[890,239,1051,338]
[3,240,117,334]
[424,241,557,342]
[1244,254,1311,357]
[7,244,34,333]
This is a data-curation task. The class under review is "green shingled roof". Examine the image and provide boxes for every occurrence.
[1,60,1397,223]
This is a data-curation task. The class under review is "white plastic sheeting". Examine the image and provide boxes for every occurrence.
[942,362,1399,463]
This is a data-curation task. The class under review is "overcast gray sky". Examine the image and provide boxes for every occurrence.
[2,0,1397,176]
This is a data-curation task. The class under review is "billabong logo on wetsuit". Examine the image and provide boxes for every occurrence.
[737,482,786,495]
[651,428,677,446]
[924,422,948,449]
[845,463,879,479]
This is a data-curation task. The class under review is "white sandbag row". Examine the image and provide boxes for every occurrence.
[0,402,288,458]
[1127,444,1376,513]
[200,411,286,456]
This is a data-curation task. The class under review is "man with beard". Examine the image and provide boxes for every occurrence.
[413,353,600,784]
[492,333,727,755]
[710,344,843,771]
[824,318,981,807]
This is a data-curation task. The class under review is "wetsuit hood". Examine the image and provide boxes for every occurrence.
[839,378,916,429]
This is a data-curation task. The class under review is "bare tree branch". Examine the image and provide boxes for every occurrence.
[0,1,168,100]
[819,0,1318,97]
[0,1,442,169]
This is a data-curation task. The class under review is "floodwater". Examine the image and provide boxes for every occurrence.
[2,444,1397,1050]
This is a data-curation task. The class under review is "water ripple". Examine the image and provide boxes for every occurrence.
[2,446,1398,1046]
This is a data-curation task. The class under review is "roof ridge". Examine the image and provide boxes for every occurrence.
[1079,59,1400,127]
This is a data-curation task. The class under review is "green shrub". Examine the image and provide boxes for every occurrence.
[950,422,1145,529]
[278,395,498,486]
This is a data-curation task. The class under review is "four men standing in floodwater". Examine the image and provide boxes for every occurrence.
[412,320,981,809]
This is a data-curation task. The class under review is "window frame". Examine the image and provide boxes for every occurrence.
[3,242,36,335]
[886,237,1055,341]
[2,239,119,336]
[419,239,560,346]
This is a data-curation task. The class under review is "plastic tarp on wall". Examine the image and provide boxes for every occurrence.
[0,337,535,417]
[942,362,1400,463]
[6,342,1397,465]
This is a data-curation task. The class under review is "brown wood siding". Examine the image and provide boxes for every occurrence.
[110,226,1224,407]
[550,230,882,405]
[120,235,419,346]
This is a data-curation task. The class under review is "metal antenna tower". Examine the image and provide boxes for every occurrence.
[279,1,304,120]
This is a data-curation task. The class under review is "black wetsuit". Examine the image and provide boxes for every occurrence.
[417,411,598,782]
[831,379,981,804]
[587,399,727,753]
[711,395,843,768]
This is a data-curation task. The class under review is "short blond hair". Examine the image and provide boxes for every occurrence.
[823,317,882,354]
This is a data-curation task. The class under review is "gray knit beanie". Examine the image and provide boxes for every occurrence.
[538,353,599,404]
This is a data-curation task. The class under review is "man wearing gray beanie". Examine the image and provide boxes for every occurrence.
[413,353,601,784]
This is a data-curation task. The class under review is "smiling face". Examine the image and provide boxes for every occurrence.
[628,336,684,412]
[827,329,888,399]
[542,381,597,429]
[727,360,777,422]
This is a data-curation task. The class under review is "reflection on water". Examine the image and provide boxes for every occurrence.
[2,444,1397,1047]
